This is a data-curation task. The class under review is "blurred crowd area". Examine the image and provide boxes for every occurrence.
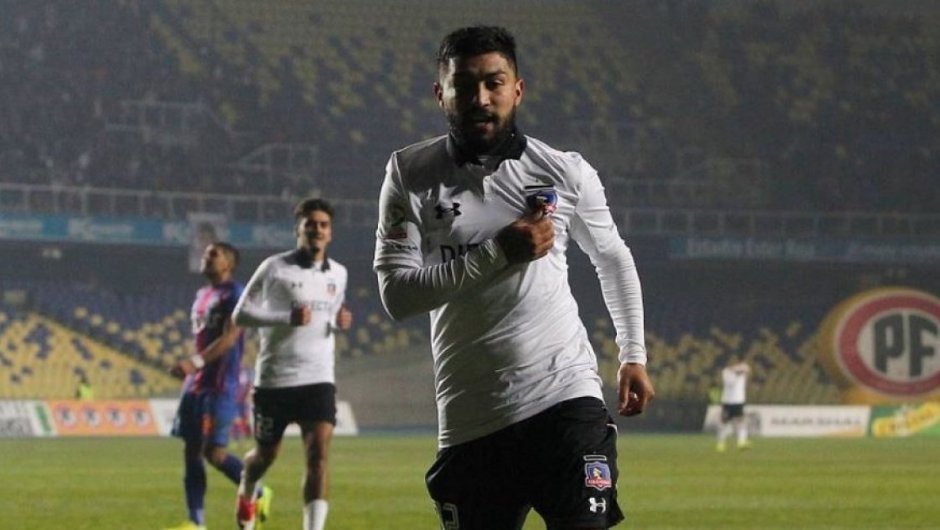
[0,270,845,405]
[1,0,937,212]
[6,236,910,405]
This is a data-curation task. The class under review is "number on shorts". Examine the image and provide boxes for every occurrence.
[433,501,459,530]
[253,414,274,440]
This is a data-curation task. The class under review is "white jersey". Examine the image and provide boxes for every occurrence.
[234,250,347,389]
[374,133,646,447]
[721,365,749,405]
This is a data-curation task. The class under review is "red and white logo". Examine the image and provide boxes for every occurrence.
[825,288,940,397]
[583,461,612,491]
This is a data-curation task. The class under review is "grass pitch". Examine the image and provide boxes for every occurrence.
[2,433,937,529]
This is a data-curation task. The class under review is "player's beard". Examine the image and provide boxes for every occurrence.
[449,106,517,155]
[308,232,323,255]
[296,241,319,268]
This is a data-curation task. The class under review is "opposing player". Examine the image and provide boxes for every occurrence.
[374,26,654,529]
[716,357,752,452]
[165,242,268,530]
[233,198,353,530]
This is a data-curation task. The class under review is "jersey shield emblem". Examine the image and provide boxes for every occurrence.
[524,186,558,215]
[584,462,612,491]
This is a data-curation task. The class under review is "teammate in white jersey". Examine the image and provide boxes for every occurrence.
[373,26,654,529]
[717,358,751,452]
[233,198,353,530]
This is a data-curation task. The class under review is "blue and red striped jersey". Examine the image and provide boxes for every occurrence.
[186,280,245,396]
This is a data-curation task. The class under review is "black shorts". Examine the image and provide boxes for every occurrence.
[721,403,745,422]
[426,396,625,530]
[252,383,336,446]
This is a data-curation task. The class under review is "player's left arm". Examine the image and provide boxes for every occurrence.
[374,155,510,320]
[170,316,242,378]
[195,316,242,365]
[568,160,654,415]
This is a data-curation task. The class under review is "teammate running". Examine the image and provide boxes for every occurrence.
[233,198,352,530]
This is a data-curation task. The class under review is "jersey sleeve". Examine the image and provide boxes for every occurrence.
[373,152,509,320]
[332,264,348,322]
[233,257,292,327]
[222,283,244,318]
[373,153,424,270]
[568,158,648,365]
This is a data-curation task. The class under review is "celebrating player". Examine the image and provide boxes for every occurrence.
[233,198,352,530]
[373,26,654,529]
[165,242,264,530]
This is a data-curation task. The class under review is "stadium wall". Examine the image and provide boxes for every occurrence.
[700,403,940,438]
[0,399,358,438]
[4,398,937,439]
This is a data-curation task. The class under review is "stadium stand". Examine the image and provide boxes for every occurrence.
[22,280,191,370]
[1,267,843,404]
[2,0,937,213]
[590,302,842,405]
[0,277,428,396]
[0,305,179,399]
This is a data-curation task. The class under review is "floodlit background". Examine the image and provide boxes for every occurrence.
[1,1,939,527]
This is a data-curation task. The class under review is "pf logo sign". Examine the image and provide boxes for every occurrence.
[819,288,940,404]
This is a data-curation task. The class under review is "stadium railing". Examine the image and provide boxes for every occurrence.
[0,182,378,225]
[4,182,939,237]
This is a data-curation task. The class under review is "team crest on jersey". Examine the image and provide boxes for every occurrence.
[584,459,612,491]
[525,186,558,215]
[327,281,336,296]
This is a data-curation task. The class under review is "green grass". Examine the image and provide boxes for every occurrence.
[2,434,938,529]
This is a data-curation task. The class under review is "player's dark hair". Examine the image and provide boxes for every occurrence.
[437,26,518,75]
[213,241,240,269]
[294,197,334,221]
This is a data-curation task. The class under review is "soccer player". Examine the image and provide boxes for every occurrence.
[165,242,266,530]
[373,26,654,529]
[716,357,752,452]
[233,198,353,530]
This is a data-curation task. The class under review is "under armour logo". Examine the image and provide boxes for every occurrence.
[435,202,461,219]
[589,497,607,514]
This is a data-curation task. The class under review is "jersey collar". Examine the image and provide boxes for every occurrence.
[292,249,331,271]
[446,128,527,168]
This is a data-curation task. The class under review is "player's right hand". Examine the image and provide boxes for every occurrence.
[169,359,194,379]
[336,304,353,331]
[290,304,313,326]
[495,213,555,265]
[617,362,655,417]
